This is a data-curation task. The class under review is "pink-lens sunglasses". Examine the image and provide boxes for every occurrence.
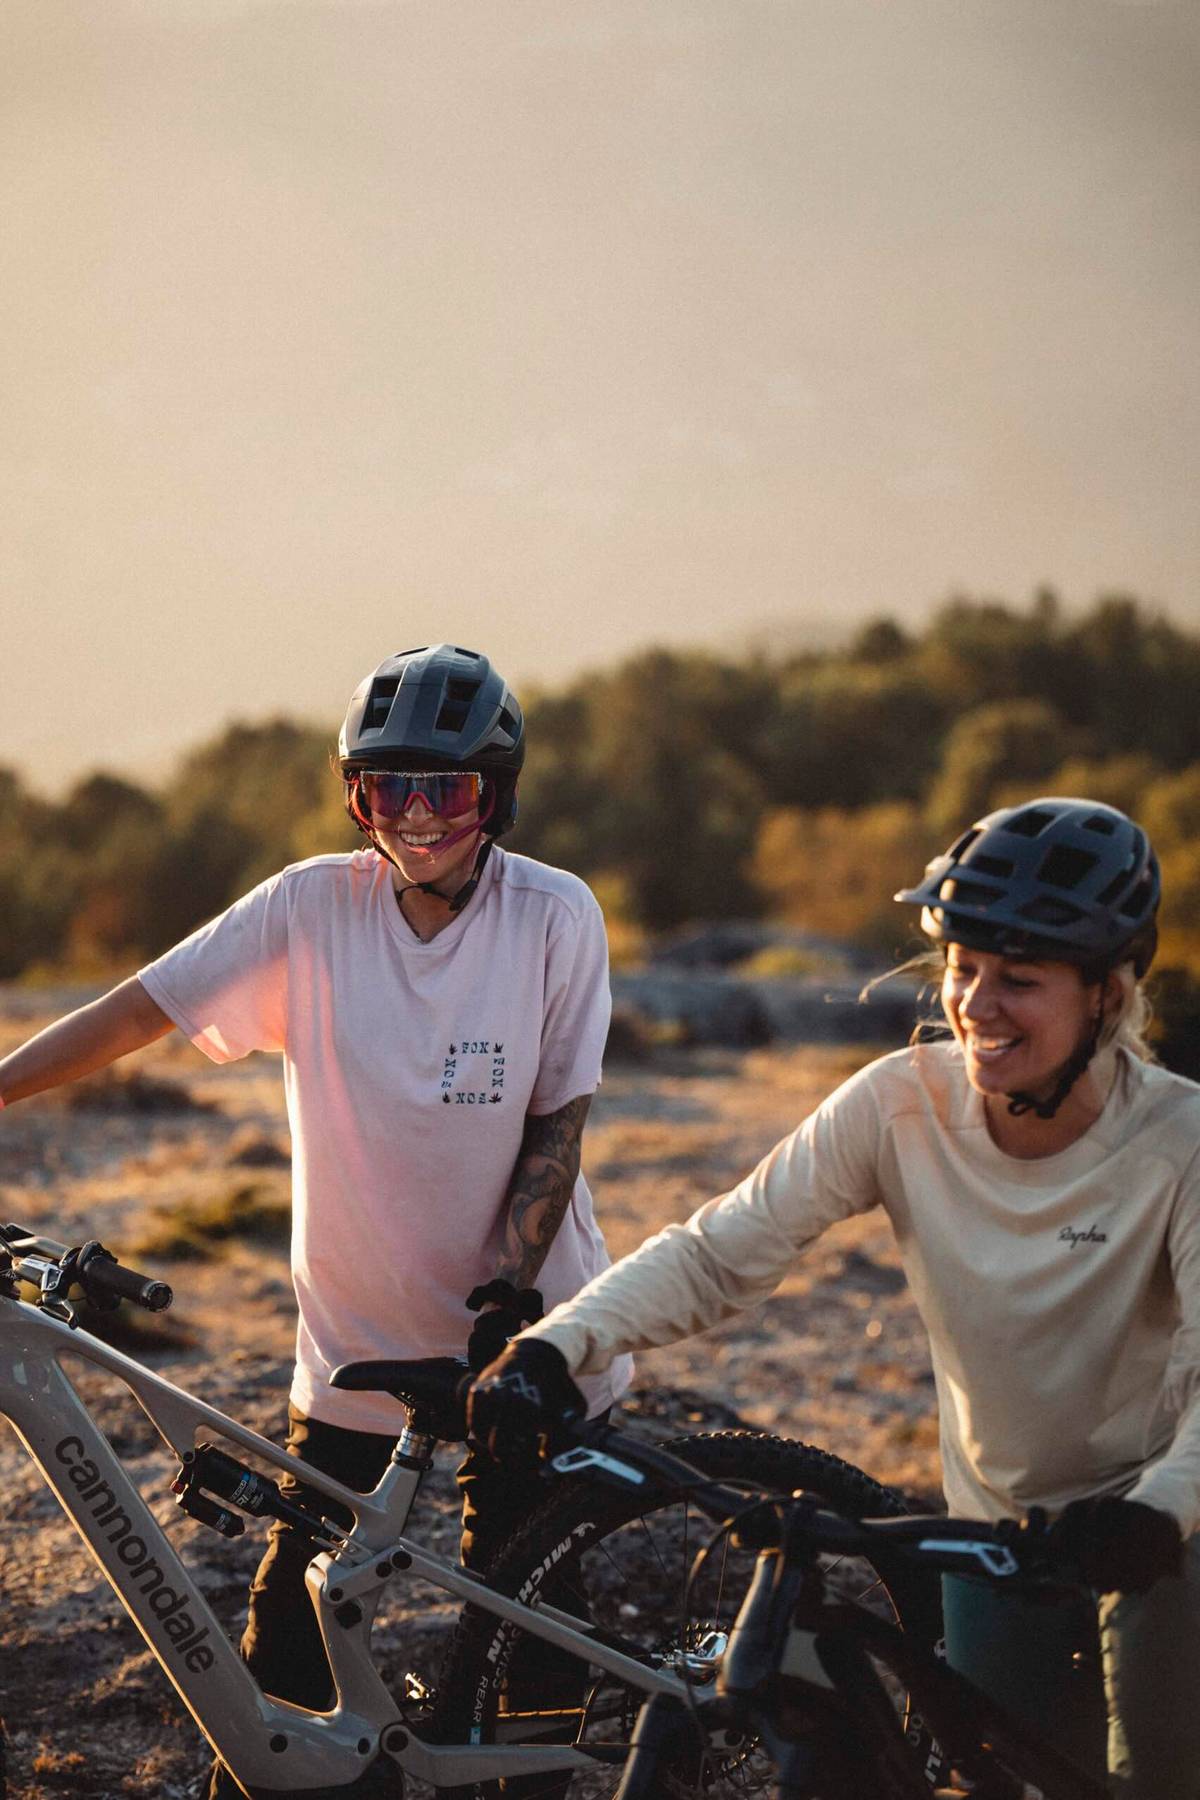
[358,770,486,823]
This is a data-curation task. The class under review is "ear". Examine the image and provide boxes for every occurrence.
[346,775,375,836]
[1098,968,1123,1021]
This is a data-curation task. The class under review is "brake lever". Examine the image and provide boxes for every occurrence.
[548,1442,649,1487]
[9,1242,121,1330]
[37,1246,91,1329]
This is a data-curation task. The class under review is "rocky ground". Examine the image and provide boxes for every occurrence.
[0,993,939,1798]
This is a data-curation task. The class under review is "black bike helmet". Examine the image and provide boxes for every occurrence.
[895,797,1160,979]
[339,644,525,837]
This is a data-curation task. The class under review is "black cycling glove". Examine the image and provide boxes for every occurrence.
[467,1337,586,1467]
[1050,1495,1183,1594]
[464,1279,544,1374]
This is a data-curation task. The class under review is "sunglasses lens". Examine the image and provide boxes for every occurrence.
[359,771,484,822]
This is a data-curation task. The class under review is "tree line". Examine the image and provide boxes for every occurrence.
[5,591,1200,983]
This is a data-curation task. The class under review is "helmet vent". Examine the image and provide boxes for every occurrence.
[1019,895,1087,926]
[1083,814,1117,835]
[1096,869,1132,907]
[1119,871,1155,919]
[1037,845,1096,891]
[436,678,482,734]
[965,853,1014,878]
[497,705,518,739]
[1006,807,1056,838]
[365,677,400,729]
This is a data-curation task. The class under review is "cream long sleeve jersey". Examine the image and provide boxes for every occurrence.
[524,1040,1200,1535]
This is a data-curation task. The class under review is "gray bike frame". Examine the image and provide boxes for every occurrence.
[0,1295,687,1794]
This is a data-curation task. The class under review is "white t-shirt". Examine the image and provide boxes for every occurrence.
[525,1039,1200,1535]
[139,845,633,1432]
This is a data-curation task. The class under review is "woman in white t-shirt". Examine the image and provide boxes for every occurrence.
[0,643,630,1780]
[472,796,1200,1796]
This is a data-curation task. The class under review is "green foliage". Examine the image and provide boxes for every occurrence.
[513,648,772,928]
[0,723,350,976]
[7,592,1200,979]
[924,699,1074,836]
[1021,754,1160,818]
[754,802,940,953]
[171,718,341,890]
[762,664,945,808]
[1140,766,1200,848]
[915,595,1068,711]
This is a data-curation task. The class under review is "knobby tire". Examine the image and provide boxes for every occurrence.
[433,1430,948,1800]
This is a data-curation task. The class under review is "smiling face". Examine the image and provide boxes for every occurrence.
[374,791,484,891]
[941,944,1103,1102]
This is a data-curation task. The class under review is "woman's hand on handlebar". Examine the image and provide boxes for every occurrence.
[466,1337,587,1465]
[1048,1495,1183,1593]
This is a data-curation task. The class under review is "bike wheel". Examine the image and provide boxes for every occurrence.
[434,1431,946,1799]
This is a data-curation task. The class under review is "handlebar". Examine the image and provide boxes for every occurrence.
[551,1420,1071,1584]
[551,1422,763,1530]
[0,1224,174,1315]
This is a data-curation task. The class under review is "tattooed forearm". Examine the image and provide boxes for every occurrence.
[496,1094,592,1290]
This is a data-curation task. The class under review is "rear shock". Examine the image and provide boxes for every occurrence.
[172,1444,341,1547]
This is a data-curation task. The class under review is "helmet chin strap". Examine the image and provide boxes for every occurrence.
[383,827,495,917]
[354,780,496,916]
[1005,1005,1106,1121]
[401,836,494,915]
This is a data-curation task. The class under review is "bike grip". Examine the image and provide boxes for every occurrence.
[86,1258,173,1312]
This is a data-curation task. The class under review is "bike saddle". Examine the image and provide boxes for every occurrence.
[330,1356,470,1442]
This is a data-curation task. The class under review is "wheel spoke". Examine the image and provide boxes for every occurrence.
[434,1434,946,1796]
[715,1526,731,1619]
[680,1500,690,1616]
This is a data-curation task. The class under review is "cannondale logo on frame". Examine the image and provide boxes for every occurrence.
[55,1436,215,1672]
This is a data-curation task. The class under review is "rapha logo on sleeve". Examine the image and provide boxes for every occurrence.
[1058,1224,1109,1250]
[441,1039,505,1106]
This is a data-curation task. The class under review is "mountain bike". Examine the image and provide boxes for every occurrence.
[545,1430,1114,1799]
[0,1220,945,1797]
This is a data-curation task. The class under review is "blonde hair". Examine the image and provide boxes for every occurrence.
[1102,962,1155,1061]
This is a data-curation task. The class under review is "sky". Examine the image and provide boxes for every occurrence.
[2,0,1198,791]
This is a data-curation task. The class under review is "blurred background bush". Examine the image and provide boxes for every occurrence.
[6,592,1200,1061]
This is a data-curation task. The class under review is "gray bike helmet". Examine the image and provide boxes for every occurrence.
[896,797,1160,978]
[339,644,525,837]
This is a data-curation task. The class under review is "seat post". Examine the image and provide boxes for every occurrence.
[392,1423,436,1467]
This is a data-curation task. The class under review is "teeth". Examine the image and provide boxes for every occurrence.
[401,832,445,846]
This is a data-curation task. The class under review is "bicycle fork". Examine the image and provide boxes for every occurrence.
[731,1539,930,1799]
[611,1544,834,1798]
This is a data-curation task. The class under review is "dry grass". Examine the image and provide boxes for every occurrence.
[128,1181,291,1262]
[0,991,941,1797]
